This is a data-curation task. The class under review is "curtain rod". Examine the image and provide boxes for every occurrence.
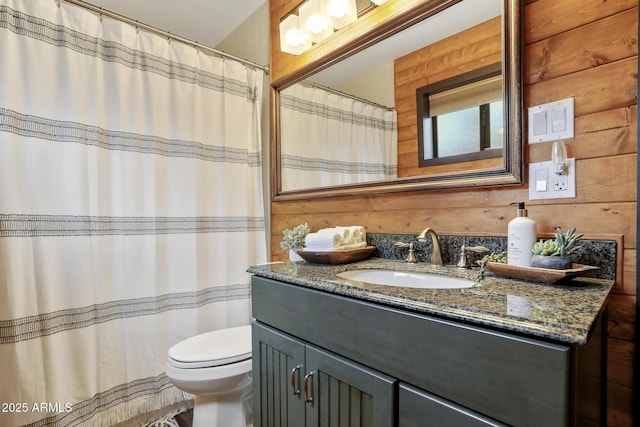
[300,80,395,111]
[59,0,270,74]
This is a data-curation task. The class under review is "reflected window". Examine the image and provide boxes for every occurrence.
[417,63,503,167]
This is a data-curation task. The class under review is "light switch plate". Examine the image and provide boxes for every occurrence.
[528,98,574,143]
[529,158,576,200]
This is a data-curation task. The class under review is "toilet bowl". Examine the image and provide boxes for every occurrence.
[166,325,252,427]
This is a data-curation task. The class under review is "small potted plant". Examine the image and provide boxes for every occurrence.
[280,223,311,261]
[531,227,583,270]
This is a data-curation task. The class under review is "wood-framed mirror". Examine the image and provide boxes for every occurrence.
[272,0,523,201]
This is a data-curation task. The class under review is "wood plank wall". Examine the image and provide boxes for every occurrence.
[269,0,637,424]
[395,16,502,177]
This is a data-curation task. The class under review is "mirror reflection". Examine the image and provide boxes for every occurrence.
[417,63,504,166]
[278,0,505,193]
[279,82,398,191]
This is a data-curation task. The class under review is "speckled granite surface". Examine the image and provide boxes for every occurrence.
[248,256,613,345]
[368,233,617,280]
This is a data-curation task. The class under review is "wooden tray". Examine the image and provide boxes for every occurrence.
[485,262,599,285]
[296,246,376,264]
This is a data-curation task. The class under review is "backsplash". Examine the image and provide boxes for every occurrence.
[367,233,617,280]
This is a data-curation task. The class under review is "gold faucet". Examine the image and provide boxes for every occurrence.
[417,227,443,266]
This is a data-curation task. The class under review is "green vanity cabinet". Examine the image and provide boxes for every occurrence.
[398,383,508,427]
[252,323,305,426]
[253,322,396,427]
[251,275,604,426]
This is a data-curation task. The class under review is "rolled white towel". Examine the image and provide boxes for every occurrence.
[338,226,366,244]
[316,227,351,244]
[315,228,337,235]
[304,226,367,251]
[335,226,352,244]
[336,241,367,250]
[305,232,342,251]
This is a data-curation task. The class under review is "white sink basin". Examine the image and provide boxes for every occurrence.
[336,269,474,289]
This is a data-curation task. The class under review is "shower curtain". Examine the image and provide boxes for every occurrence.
[0,1,267,426]
[279,83,397,191]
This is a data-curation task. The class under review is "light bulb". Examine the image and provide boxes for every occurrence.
[300,0,333,43]
[285,28,305,47]
[306,14,324,34]
[323,0,356,29]
[327,0,348,18]
[279,14,311,55]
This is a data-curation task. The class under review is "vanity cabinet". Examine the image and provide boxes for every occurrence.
[253,322,395,427]
[398,383,510,427]
[251,276,605,427]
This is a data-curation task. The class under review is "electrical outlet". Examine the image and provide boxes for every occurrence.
[553,172,568,191]
[529,158,576,200]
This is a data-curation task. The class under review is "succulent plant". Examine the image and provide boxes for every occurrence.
[280,223,311,251]
[531,239,559,256]
[531,227,583,258]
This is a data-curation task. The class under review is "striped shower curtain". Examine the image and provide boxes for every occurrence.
[0,0,267,426]
[279,82,397,192]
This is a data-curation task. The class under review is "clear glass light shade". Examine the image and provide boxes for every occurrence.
[551,140,568,175]
[323,0,357,29]
[300,0,333,43]
[279,14,311,55]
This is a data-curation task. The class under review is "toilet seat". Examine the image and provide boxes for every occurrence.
[168,325,251,369]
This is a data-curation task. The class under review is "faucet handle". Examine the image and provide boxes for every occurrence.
[457,245,490,269]
[457,245,471,269]
[394,241,417,263]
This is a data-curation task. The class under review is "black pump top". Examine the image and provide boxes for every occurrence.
[511,202,525,209]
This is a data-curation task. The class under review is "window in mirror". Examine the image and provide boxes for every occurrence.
[417,63,503,167]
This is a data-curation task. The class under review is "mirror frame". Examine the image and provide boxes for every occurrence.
[271,0,523,201]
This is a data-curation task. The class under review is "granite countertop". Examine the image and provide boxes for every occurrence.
[248,258,613,345]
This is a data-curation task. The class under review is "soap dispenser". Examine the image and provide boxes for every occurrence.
[507,202,537,267]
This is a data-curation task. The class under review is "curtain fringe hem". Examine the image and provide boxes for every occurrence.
[79,388,193,427]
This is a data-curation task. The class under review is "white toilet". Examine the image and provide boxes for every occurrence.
[166,325,252,427]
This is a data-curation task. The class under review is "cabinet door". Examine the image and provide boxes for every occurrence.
[253,322,306,427]
[305,346,396,427]
[399,383,508,427]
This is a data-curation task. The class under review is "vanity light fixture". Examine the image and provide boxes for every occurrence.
[300,0,333,43]
[280,0,377,55]
[325,0,357,29]
[280,14,312,55]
